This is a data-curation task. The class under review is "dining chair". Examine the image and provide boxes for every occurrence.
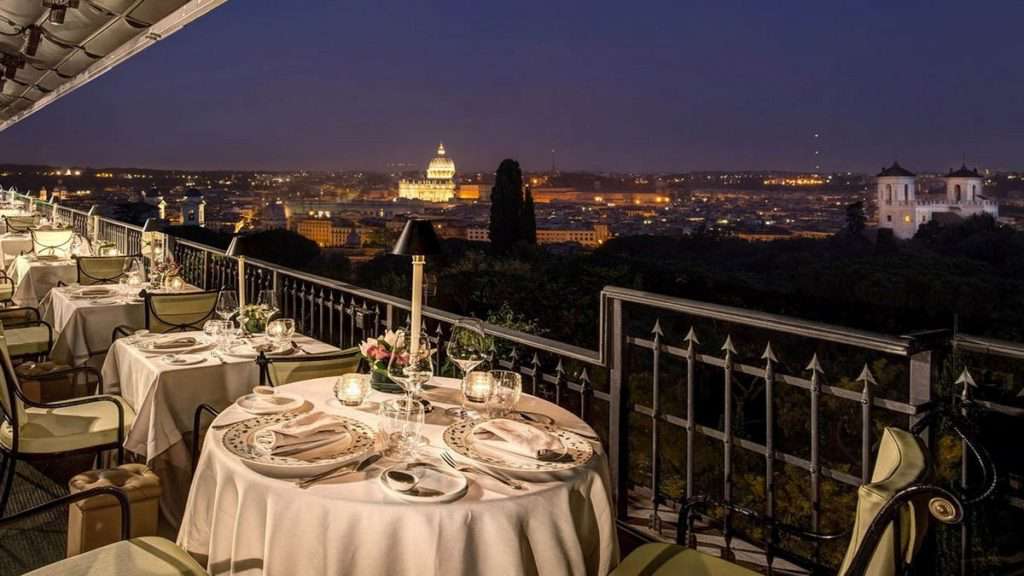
[0,270,13,306]
[191,403,221,474]
[0,486,208,575]
[256,347,361,387]
[0,306,53,360]
[77,254,138,285]
[3,215,39,234]
[0,325,135,517]
[612,427,965,576]
[30,227,75,258]
[142,289,220,333]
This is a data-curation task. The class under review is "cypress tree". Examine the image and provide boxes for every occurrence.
[489,159,524,253]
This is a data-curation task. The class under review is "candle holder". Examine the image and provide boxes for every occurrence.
[335,374,370,407]
[459,371,494,419]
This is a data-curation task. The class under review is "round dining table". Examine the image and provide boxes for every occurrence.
[178,376,618,576]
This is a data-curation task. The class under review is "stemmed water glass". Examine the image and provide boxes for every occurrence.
[387,329,434,407]
[217,290,239,322]
[445,319,493,418]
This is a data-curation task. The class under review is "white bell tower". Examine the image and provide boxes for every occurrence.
[876,162,917,239]
[945,165,983,204]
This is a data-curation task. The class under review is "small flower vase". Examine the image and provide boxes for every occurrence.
[370,368,402,394]
[240,312,267,335]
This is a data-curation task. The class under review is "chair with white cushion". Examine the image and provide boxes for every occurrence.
[3,215,39,234]
[30,227,74,259]
[613,427,964,576]
[0,307,53,360]
[77,255,138,286]
[0,486,207,575]
[0,326,134,517]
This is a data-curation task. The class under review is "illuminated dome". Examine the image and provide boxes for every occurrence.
[426,143,456,180]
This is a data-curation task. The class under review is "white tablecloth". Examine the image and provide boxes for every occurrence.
[0,233,33,267]
[6,255,76,306]
[178,377,618,576]
[45,287,145,366]
[101,332,340,521]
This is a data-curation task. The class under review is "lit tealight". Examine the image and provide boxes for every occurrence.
[463,371,494,404]
[335,373,370,407]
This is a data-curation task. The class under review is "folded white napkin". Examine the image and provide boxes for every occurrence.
[261,411,352,460]
[151,336,198,350]
[473,419,563,461]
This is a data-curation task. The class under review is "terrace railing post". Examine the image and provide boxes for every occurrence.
[202,250,210,290]
[608,297,629,519]
[908,348,933,441]
[684,328,698,502]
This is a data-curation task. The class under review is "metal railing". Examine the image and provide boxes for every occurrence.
[4,186,1021,573]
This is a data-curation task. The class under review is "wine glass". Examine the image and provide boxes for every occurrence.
[387,329,433,405]
[445,319,493,418]
[217,290,239,321]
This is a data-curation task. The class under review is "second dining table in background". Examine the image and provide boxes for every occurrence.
[6,253,77,306]
[101,331,340,523]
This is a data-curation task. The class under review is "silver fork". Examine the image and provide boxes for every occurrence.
[440,451,524,490]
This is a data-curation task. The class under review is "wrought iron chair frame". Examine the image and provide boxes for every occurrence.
[2,215,39,235]
[673,420,991,575]
[76,254,142,285]
[0,485,131,540]
[191,403,221,474]
[0,352,124,517]
[255,349,362,387]
[0,307,53,360]
[143,289,220,333]
[29,227,75,258]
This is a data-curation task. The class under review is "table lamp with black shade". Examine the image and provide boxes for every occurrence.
[392,219,441,405]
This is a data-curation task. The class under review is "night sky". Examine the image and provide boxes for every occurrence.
[0,0,1021,173]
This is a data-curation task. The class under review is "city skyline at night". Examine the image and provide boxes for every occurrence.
[0,0,1020,173]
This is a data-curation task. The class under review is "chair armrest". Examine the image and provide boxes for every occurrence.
[18,392,126,453]
[0,486,131,540]
[682,496,848,543]
[29,365,104,395]
[111,325,135,342]
[0,306,43,325]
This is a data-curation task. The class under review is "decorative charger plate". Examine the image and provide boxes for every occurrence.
[442,419,594,473]
[222,413,376,478]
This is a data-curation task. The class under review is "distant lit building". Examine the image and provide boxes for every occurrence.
[294,217,366,247]
[398,143,456,202]
[181,189,206,227]
[466,224,611,248]
[876,162,998,239]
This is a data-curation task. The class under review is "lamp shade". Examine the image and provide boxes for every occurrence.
[141,218,160,233]
[392,219,441,256]
[225,236,245,257]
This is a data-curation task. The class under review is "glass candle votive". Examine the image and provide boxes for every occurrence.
[335,373,370,407]
[463,371,494,404]
[167,275,186,291]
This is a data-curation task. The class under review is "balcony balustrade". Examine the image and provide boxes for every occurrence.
[4,188,1022,574]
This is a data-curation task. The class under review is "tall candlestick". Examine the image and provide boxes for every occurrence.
[238,255,247,309]
[409,255,424,355]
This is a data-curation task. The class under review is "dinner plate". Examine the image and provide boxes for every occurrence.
[221,413,375,478]
[379,462,468,503]
[159,353,207,366]
[442,419,594,473]
[137,335,212,354]
[223,340,294,358]
[236,392,305,415]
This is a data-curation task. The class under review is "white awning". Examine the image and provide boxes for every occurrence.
[0,0,228,131]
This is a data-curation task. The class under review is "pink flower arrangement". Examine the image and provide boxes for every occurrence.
[358,330,401,371]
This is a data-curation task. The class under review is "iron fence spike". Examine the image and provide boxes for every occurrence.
[856,364,877,387]
[721,335,737,355]
[805,353,824,373]
[651,319,664,338]
[683,326,699,345]
[761,342,777,362]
